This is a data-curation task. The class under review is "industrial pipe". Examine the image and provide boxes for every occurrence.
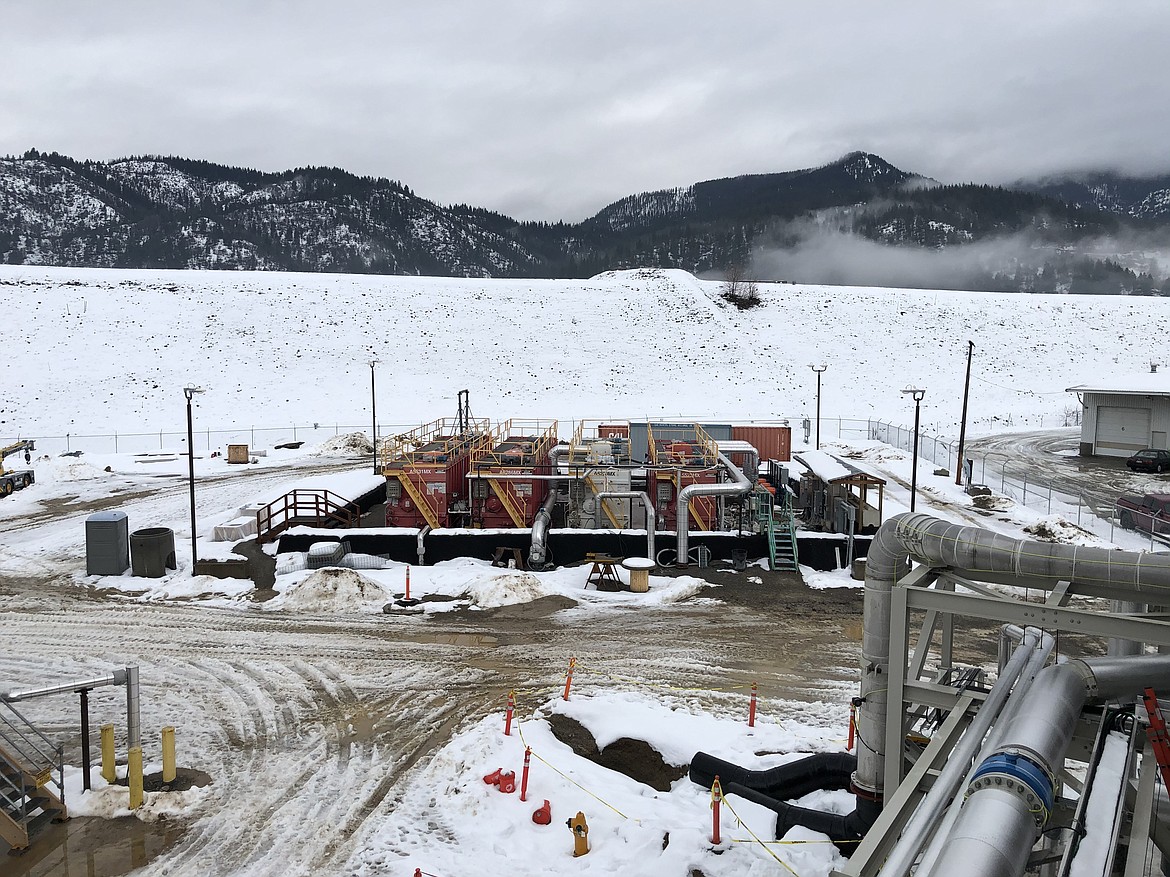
[595,491,656,561]
[854,513,1170,804]
[877,627,1052,877]
[675,451,755,565]
[528,493,558,569]
[416,524,431,566]
[2,669,128,701]
[925,654,1170,877]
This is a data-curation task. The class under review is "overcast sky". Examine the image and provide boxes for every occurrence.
[3,1,1169,222]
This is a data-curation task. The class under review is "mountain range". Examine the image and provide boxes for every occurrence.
[2,148,1169,293]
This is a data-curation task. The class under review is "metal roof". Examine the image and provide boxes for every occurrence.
[1066,371,1170,396]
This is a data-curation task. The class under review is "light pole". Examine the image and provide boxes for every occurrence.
[809,364,828,449]
[369,358,380,474]
[901,387,926,512]
[183,385,205,573]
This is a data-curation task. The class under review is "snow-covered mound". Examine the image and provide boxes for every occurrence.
[464,571,552,608]
[268,567,390,612]
[313,432,372,455]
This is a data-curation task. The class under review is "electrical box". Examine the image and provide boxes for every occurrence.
[86,511,129,576]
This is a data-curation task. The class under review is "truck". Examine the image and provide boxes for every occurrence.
[1115,492,1170,536]
[0,440,35,497]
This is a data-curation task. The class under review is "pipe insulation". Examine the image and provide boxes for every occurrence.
[855,512,1170,802]
[2,668,128,701]
[675,451,755,564]
[595,491,656,561]
[924,654,1170,877]
[528,492,558,568]
[876,627,1052,877]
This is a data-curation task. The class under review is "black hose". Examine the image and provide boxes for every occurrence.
[689,750,856,799]
[723,782,880,855]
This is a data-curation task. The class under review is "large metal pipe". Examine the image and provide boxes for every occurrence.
[925,654,1170,877]
[596,491,656,561]
[675,451,754,564]
[855,513,1170,802]
[877,627,1052,877]
[528,492,558,568]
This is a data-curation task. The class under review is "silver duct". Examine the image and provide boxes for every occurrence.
[856,513,1170,802]
[877,627,1053,877]
[2,668,128,701]
[925,654,1170,877]
[675,451,754,565]
[596,491,656,561]
[528,492,558,567]
[416,524,431,566]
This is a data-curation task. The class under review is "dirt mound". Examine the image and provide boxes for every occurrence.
[547,713,686,792]
[1023,516,1099,544]
[276,568,388,611]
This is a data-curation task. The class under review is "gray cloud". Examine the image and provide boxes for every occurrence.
[750,219,1170,290]
[2,1,1169,221]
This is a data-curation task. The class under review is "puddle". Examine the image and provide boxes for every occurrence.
[2,815,185,877]
[407,632,499,647]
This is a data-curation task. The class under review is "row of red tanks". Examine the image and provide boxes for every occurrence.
[382,415,789,532]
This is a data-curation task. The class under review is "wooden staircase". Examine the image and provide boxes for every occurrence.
[256,489,360,544]
[0,702,67,851]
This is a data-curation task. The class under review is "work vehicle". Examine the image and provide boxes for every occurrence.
[0,439,35,496]
[1126,448,1170,473]
[1115,492,1170,535]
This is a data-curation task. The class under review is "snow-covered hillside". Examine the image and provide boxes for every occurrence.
[3,264,1167,444]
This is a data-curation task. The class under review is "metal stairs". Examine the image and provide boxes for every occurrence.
[0,701,67,851]
[488,479,527,528]
[394,469,441,530]
[755,487,798,572]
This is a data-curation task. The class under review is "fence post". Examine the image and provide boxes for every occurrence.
[114,432,118,453]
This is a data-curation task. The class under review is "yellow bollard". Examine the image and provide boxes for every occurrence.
[128,746,144,810]
[162,726,176,784]
[100,724,116,784]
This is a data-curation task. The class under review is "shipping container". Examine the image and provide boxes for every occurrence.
[731,425,792,462]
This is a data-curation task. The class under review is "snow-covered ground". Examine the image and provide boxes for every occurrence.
[4,264,1168,447]
[2,265,1167,876]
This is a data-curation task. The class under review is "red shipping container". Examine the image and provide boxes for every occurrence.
[731,426,791,462]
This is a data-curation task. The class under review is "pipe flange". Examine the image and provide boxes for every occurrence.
[968,752,1054,829]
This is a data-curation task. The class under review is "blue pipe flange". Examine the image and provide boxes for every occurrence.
[968,750,1055,829]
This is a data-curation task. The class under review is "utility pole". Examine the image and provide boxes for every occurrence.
[955,341,975,486]
[369,358,380,474]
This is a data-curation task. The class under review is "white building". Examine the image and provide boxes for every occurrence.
[1067,368,1170,457]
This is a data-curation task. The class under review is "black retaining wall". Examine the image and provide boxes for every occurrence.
[277,529,871,572]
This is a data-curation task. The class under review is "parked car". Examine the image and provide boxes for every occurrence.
[1116,493,1170,535]
[1126,449,1170,473]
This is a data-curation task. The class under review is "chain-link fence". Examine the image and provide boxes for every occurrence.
[865,420,1130,542]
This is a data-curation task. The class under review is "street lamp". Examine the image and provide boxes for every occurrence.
[901,386,926,512]
[183,385,205,573]
[808,364,828,450]
[369,358,380,474]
